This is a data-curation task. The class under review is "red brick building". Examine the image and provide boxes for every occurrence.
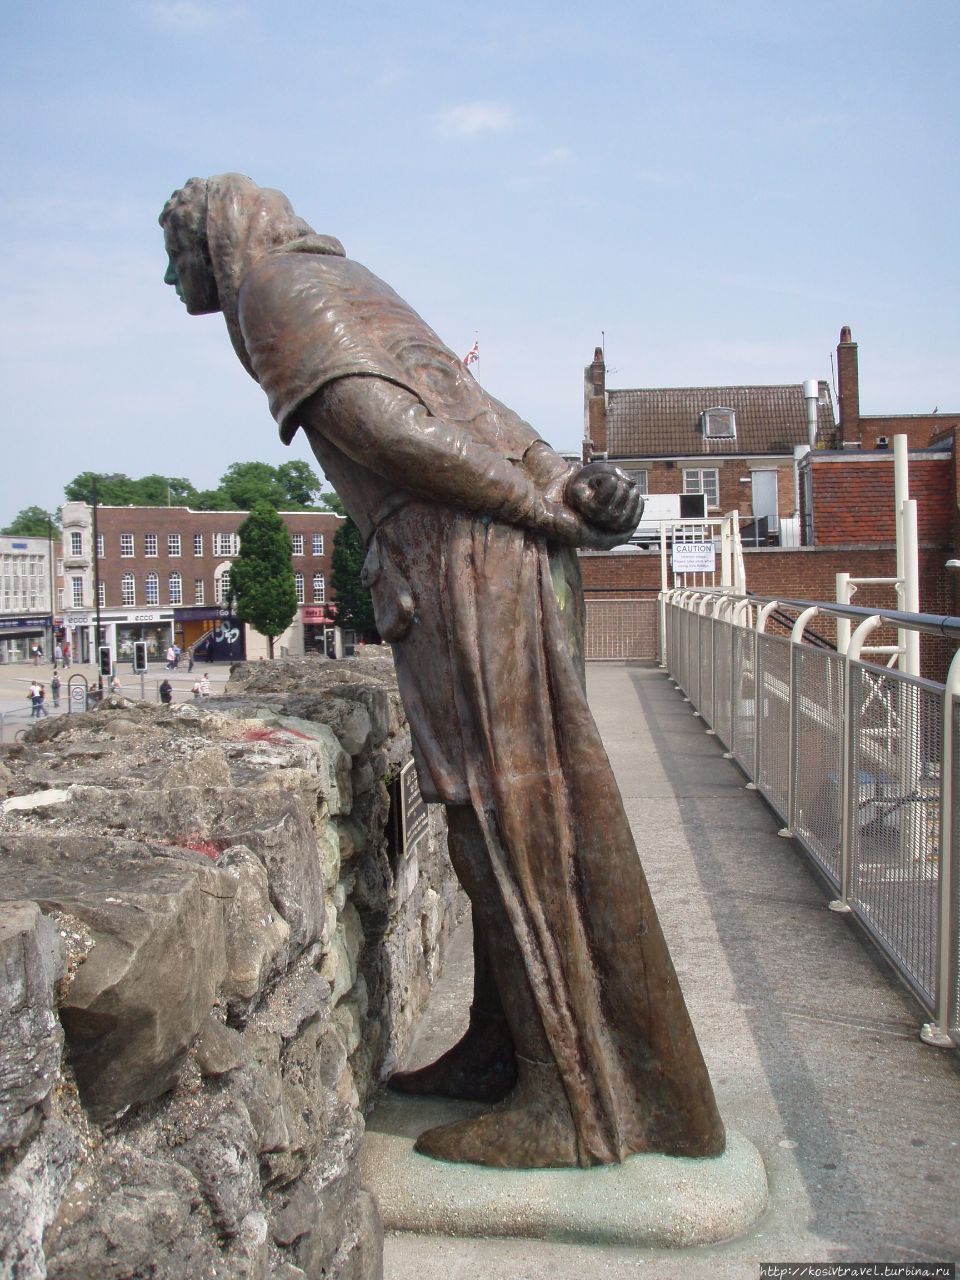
[58,503,344,665]
[582,346,835,546]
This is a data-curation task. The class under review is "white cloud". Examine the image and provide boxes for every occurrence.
[435,102,517,139]
[537,146,573,167]
[146,1,241,31]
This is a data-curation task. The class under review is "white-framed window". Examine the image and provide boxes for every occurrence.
[682,468,720,509]
[69,531,83,557]
[57,587,64,610]
[96,534,104,559]
[291,533,304,556]
[121,573,135,606]
[56,557,63,576]
[144,533,158,557]
[312,532,324,555]
[214,532,239,557]
[193,533,203,556]
[120,533,134,557]
[70,576,83,608]
[701,407,737,439]
[312,572,325,603]
[169,572,182,605]
[623,469,649,495]
[294,572,305,604]
[214,564,232,604]
[97,581,105,608]
[145,572,159,605]
[168,534,181,557]
[194,577,205,605]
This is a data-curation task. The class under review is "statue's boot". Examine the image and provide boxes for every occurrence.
[388,1007,516,1103]
[389,928,517,1103]
[413,1055,579,1169]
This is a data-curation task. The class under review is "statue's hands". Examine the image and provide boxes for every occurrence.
[565,463,644,539]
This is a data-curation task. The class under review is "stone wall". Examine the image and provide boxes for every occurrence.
[0,652,463,1280]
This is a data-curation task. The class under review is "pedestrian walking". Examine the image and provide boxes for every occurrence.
[110,675,122,696]
[173,644,181,669]
[54,643,63,669]
[62,640,71,668]
[199,672,211,697]
[32,644,42,667]
[50,672,61,708]
[29,680,42,717]
[187,645,195,673]
[165,645,176,670]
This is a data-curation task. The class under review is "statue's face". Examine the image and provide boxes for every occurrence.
[161,200,220,315]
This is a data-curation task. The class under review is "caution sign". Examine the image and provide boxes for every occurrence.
[672,542,716,574]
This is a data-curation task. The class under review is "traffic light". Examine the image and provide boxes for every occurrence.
[98,646,112,678]
[132,641,148,674]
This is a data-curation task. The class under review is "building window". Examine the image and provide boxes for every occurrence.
[69,531,83,557]
[291,533,304,556]
[312,533,324,556]
[96,534,104,559]
[57,587,64,610]
[70,576,83,608]
[214,566,231,604]
[120,533,134,557]
[145,572,159,605]
[214,533,236,557]
[312,572,325,603]
[683,468,720,509]
[98,581,105,608]
[701,407,737,439]
[56,557,63,576]
[294,572,305,604]
[121,573,135,606]
[623,469,649,495]
[168,534,181,557]
[194,577,205,605]
[193,533,203,556]
[144,533,158,557]
[169,572,182,605]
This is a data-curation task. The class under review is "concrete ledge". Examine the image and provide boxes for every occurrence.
[362,1095,768,1248]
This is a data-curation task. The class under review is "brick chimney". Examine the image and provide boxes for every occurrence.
[837,325,860,446]
[583,345,607,462]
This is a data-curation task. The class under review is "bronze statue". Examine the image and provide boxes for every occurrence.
[160,175,725,1169]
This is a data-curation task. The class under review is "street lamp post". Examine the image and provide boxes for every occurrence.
[91,476,103,690]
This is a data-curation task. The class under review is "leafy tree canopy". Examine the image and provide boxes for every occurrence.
[316,489,345,516]
[59,461,325,513]
[229,501,298,657]
[331,518,377,635]
[1,506,60,537]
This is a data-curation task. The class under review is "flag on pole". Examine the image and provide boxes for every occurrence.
[463,338,479,367]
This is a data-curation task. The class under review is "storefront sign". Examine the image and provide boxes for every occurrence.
[64,613,93,627]
[0,615,51,631]
[672,542,717,574]
[301,606,337,624]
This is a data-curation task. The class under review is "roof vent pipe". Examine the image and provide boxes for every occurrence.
[802,379,819,450]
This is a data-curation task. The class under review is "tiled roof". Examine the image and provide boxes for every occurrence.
[606,381,835,459]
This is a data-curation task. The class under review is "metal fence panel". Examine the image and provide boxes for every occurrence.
[756,633,791,821]
[731,626,756,772]
[847,662,941,1008]
[701,614,715,728]
[713,618,733,748]
[792,646,845,886]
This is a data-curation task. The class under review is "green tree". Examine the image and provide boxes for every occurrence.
[64,472,137,505]
[277,460,324,507]
[316,489,345,516]
[1,506,60,537]
[229,501,298,658]
[331,518,377,635]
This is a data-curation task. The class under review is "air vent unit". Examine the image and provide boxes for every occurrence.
[701,407,736,439]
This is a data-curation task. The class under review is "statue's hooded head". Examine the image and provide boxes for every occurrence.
[160,174,341,378]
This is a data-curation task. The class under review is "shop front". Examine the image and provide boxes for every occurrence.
[174,607,245,663]
[0,614,53,664]
[63,609,174,667]
[301,605,339,657]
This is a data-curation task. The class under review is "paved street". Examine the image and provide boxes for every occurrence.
[0,659,232,740]
[382,661,960,1279]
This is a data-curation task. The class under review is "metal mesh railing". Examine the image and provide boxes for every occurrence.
[663,589,960,1046]
[792,646,845,885]
[846,664,942,1006]
[756,633,791,819]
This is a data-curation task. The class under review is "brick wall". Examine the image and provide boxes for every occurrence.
[581,545,955,680]
[806,456,953,546]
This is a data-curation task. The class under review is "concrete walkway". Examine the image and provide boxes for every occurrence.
[377,661,960,1278]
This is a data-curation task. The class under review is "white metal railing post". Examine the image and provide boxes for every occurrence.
[783,608,820,837]
[752,601,780,792]
[830,614,882,914]
[920,648,960,1047]
[836,573,852,656]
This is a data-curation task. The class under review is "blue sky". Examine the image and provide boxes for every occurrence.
[2,0,957,524]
